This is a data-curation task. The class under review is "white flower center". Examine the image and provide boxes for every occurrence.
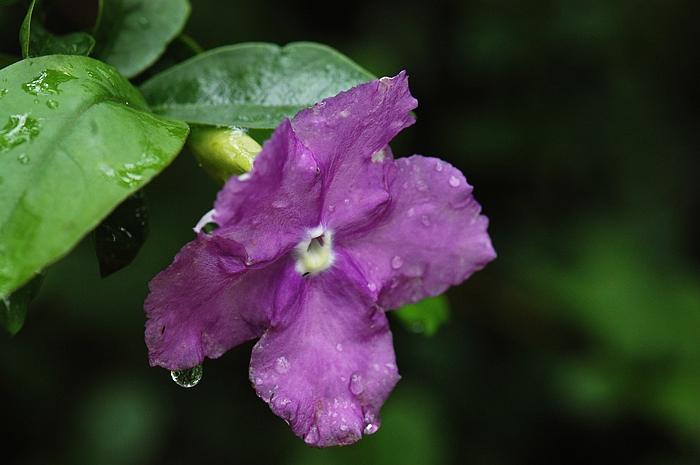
[294,226,334,276]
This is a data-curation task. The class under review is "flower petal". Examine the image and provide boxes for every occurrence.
[249,251,400,448]
[291,73,417,236]
[344,155,496,310]
[212,119,323,265]
[145,234,293,370]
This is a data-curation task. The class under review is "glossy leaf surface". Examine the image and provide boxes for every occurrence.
[139,42,376,129]
[92,190,149,278]
[92,0,190,78]
[0,55,189,297]
[0,271,44,336]
[20,0,95,58]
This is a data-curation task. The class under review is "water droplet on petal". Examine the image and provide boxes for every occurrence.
[349,373,364,395]
[407,207,415,217]
[391,256,404,269]
[434,160,444,171]
[170,365,203,388]
[336,343,344,352]
[363,411,380,434]
[367,282,377,292]
[304,425,320,445]
[327,205,336,212]
[449,175,460,187]
[421,215,431,227]
[275,356,290,373]
[416,180,428,192]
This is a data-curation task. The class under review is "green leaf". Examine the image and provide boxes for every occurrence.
[0,55,189,297]
[92,189,149,278]
[20,0,95,58]
[394,295,451,336]
[1,271,44,336]
[139,42,377,129]
[92,0,191,78]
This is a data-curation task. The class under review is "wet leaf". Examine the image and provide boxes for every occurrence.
[92,0,190,78]
[139,42,376,129]
[1,271,45,336]
[0,55,188,297]
[20,0,95,58]
[92,190,149,278]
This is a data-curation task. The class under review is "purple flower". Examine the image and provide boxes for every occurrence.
[144,72,496,447]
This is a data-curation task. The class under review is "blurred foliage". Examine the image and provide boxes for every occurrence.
[1,0,699,464]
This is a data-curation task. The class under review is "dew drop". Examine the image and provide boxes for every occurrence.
[275,356,290,373]
[137,16,151,28]
[46,99,59,109]
[170,365,203,388]
[407,207,415,217]
[434,160,444,171]
[22,69,76,96]
[449,175,460,187]
[391,255,404,270]
[17,153,30,165]
[0,88,7,98]
[416,180,428,192]
[327,205,336,212]
[349,373,364,395]
[336,343,344,352]
[421,215,431,227]
[363,411,380,434]
[367,282,377,292]
[304,425,320,445]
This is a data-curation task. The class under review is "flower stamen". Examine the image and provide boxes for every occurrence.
[294,227,334,276]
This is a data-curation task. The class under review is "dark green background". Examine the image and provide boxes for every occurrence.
[1,0,699,463]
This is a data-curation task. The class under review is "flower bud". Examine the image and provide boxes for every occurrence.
[187,126,262,185]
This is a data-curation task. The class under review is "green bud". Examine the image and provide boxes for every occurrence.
[187,125,262,185]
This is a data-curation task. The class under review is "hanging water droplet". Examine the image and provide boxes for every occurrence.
[363,411,380,434]
[304,425,320,445]
[449,175,460,187]
[391,255,404,269]
[170,365,203,388]
[349,373,364,395]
